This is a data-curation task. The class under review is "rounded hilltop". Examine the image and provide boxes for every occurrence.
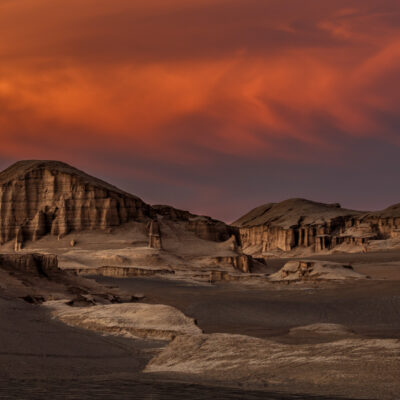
[233,198,363,229]
[0,160,136,198]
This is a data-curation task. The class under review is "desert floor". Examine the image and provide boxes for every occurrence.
[0,296,351,400]
[1,250,400,399]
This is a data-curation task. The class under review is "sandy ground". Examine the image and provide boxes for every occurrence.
[95,276,400,340]
[0,223,240,275]
[0,296,351,400]
[2,250,400,399]
[146,332,400,399]
[47,301,202,340]
[91,252,400,399]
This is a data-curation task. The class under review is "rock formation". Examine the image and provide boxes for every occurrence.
[153,205,237,242]
[269,260,366,281]
[233,198,400,256]
[14,227,24,251]
[47,301,202,341]
[0,160,236,247]
[0,160,151,244]
[212,255,253,273]
[148,220,162,249]
[0,253,59,276]
[76,266,174,278]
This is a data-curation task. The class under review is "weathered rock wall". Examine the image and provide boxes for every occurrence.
[362,215,400,239]
[0,253,59,275]
[76,266,174,278]
[212,255,253,273]
[237,214,400,255]
[153,205,239,243]
[0,166,151,244]
[0,161,238,248]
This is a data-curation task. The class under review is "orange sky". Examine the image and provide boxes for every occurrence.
[1,0,400,220]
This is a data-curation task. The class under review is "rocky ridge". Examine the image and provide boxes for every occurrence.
[0,160,236,250]
[233,198,400,256]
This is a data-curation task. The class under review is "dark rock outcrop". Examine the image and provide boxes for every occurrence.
[76,266,174,278]
[152,205,237,242]
[0,253,59,276]
[212,255,253,273]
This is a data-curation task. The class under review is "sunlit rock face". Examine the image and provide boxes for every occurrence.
[148,220,163,249]
[0,160,236,247]
[0,160,152,244]
[233,198,400,256]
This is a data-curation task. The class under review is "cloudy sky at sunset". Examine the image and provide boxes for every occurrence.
[1,0,400,221]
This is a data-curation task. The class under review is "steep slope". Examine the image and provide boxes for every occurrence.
[0,160,235,248]
[0,160,152,244]
[233,198,400,255]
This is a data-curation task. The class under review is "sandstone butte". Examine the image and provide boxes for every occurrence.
[2,160,400,261]
[0,160,237,250]
[233,198,400,256]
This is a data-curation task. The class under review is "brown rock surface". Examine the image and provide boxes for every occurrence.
[233,198,400,256]
[152,204,237,242]
[148,220,162,249]
[0,160,236,246]
[212,255,253,273]
[0,253,59,276]
[269,260,367,282]
[0,160,151,244]
[0,160,253,278]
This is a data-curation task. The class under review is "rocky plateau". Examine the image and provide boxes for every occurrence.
[233,198,400,257]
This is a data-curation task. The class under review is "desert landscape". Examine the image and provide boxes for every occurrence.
[0,160,399,399]
[2,1,400,398]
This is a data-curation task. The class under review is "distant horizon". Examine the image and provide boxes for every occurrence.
[1,1,400,221]
[0,158,397,224]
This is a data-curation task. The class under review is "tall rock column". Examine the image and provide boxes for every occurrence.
[148,220,162,249]
[14,227,24,251]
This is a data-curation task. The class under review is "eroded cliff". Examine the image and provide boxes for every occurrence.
[0,160,237,250]
[0,161,151,244]
[233,198,400,256]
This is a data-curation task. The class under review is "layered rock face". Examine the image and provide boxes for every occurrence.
[233,198,400,255]
[0,253,59,276]
[0,160,236,248]
[0,161,151,245]
[77,266,174,278]
[212,255,253,273]
[152,205,238,242]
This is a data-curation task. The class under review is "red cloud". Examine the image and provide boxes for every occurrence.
[0,0,399,166]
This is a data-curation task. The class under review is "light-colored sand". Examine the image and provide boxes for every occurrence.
[2,221,242,280]
[288,323,355,337]
[145,329,400,399]
[47,301,202,340]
